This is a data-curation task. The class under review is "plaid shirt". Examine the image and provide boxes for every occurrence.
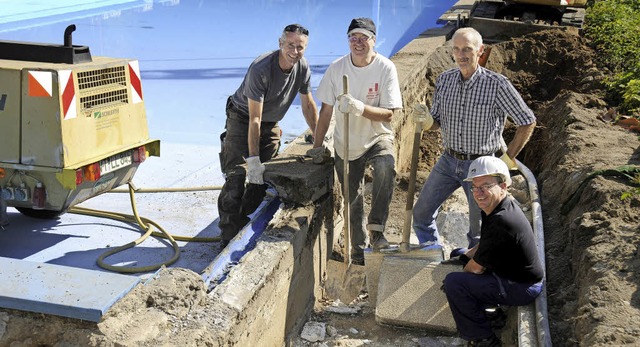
[431,66,536,155]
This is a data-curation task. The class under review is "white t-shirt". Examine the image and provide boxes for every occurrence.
[316,53,402,160]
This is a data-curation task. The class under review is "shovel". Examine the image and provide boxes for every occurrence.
[323,74,366,303]
[399,107,427,252]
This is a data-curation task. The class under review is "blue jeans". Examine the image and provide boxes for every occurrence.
[412,153,481,247]
[443,271,543,341]
[334,139,395,255]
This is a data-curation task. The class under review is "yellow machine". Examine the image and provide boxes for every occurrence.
[467,0,588,40]
[0,25,160,219]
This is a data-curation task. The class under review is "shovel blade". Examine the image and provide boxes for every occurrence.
[324,259,366,303]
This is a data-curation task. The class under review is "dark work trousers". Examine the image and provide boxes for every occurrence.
[443,271,543,341]
[217,98,281,242]
[334,139,396,257]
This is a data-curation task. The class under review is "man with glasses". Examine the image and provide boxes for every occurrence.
[412,27,536,249]
[310,17,402,265]
[218,24,318,247]
[442,156,544,346]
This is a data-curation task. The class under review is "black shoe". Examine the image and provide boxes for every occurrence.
[370,231,390,250]
[220,239,230,249]
[351,253,365,266]
[467,334,501,347]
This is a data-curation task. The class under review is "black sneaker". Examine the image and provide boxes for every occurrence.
[467,334,501,347]
[370,231,390,250]
[351,253,365,266]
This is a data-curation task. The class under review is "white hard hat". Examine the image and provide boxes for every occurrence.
[464,156,512,186]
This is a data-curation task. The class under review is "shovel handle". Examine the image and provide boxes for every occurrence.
[401,116,425,252]
[342,75,350,264]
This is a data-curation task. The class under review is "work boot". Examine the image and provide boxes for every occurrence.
[351,252,365,266]
[370,231,390,250]
[467,334,501,347]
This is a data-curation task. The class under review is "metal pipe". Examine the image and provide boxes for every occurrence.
[516,159,553,347]
[64,24,76,47]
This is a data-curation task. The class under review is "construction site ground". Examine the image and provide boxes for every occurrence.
[1,27,639,347]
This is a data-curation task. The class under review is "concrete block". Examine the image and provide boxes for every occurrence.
[264,154,333,206]
[364,245,443,306]
[375,255,459,334]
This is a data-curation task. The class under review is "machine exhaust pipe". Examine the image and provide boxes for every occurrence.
[64,24,76,47]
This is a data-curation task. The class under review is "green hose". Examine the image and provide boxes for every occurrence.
[68,182,222,274]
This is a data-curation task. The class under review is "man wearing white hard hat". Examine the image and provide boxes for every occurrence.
[442,156,544,347]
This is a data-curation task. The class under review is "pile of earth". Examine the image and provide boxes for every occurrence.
[490,29,639,346]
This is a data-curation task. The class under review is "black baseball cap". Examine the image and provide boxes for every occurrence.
[347,17,376,37]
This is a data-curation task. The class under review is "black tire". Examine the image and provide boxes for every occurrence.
[15,207,64,219]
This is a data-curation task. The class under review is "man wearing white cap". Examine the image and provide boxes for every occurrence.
[310,17,403,265]
[442,156,544,346]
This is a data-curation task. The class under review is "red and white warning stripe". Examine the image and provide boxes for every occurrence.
[128,60,143,104]
[59,70,77,120]
[28,71,53,97]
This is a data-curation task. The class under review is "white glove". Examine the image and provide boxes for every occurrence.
[245,156,265,184]
[500,153,517,170]
[413,104,434,130]
[337,93,364,117]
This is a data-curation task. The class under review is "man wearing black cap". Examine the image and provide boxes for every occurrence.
[218,24,318,247]
[310,17,402,265]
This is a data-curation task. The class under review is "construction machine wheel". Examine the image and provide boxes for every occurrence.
[16,207,64,219]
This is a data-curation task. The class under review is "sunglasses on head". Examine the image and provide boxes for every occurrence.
[284,24,309,36]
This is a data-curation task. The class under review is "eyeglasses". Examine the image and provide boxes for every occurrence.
[348,35,371,44]
[470,183,498,193]
[284,24,309,36]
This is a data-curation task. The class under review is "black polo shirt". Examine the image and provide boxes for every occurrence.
[474,196,544,283]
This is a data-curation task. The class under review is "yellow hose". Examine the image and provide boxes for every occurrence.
[68,183,222,274]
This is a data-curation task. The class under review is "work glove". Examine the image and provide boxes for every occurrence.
[413,104,434,130]
[306,146,332,164]
[337,93,364,117]
[500,153,517,170]
[441,254,471,267]
[441,248,470,267]
[245,156,265,185]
